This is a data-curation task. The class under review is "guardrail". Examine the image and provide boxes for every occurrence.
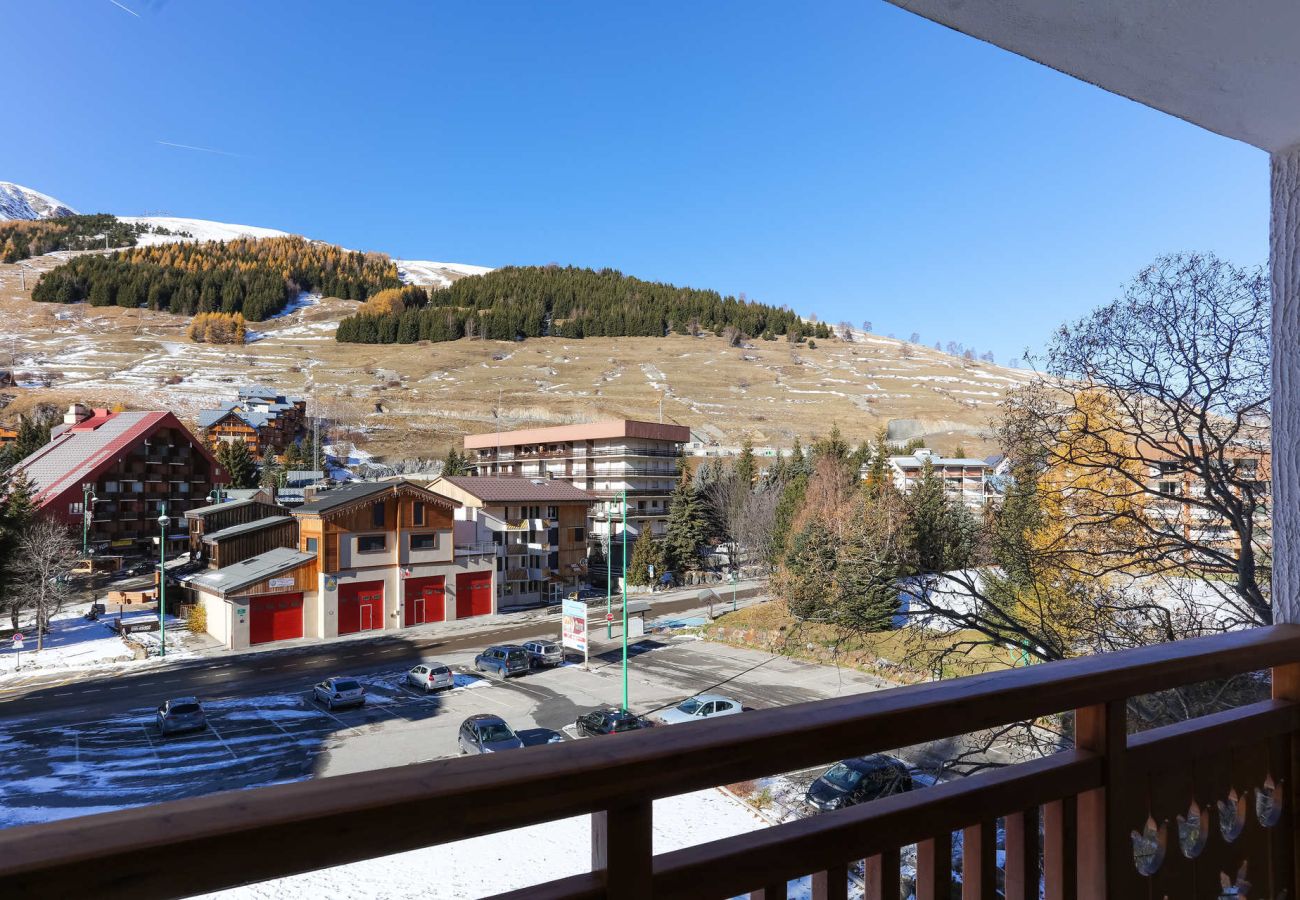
[1,627,1297,899]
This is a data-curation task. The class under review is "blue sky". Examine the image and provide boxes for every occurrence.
[2,1,1267,363]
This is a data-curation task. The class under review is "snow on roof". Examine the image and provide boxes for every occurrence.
[189,547,315,596]
[15,411,181,505]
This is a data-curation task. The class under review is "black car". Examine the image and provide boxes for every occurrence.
[575,707,652,737]
[805,755,914,812]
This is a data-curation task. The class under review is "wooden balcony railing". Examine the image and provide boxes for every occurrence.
[1,626,1298,899]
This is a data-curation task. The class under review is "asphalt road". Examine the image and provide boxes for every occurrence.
[0,587,764,729]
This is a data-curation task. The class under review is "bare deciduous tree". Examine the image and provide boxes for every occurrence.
[16,518,77,651]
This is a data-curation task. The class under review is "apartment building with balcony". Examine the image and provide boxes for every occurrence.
[428,475,597,609]
[1145,440,1272,550]
[876,448,991,509]
[197,385,307,460]
[188,479,496,650]
[463,420,690,549]
[13,404,228,559]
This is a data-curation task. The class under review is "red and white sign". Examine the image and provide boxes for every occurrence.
[11,633,24,649]
[606,613,614,622]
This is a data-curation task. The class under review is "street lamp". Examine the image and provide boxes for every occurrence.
[730,569,739,612]
[157,503,169,658]
[620,488,628,713]
[207,486,223,505]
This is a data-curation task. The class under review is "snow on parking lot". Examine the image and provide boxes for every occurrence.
[0,610,190,679]
[201,787,766,900]
[0,668,494,829]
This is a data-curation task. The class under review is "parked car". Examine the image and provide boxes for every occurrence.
[406,662,454,693]
[313,677,366,710]
[653,693,743,725]
[157,697,206,735]
[805,755,914,812]
[474,645,531,679]
[517,727,567,747]
[575,707,653,737]
[522,639,564,669]
[458,714,524,755]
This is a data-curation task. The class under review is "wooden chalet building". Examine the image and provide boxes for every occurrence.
[188,480,496,649]
[197,386,307,459]
[13,405,227,559]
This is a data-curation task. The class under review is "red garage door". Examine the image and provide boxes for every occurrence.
[338,581,384,635]
[404,576,445,627]
[455,572,493,619]
[249,592,304,645]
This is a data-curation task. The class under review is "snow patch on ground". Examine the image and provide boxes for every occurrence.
[395,259,494,287]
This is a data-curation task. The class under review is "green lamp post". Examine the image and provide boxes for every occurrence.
[157,503,169,658]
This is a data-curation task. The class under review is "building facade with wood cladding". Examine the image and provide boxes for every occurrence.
[187,480,495,650]
[197,386,307,460]
[428,476,597,609]
[13,404,227,558]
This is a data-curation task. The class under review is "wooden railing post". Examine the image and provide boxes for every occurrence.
[915,834,952,900]
[961,820,996,899]
[1043,796,1077,900]
[1074,702,1126,900]
[1273,662,1300,898]
[592,801,652,899]
[1004,806,1040,900]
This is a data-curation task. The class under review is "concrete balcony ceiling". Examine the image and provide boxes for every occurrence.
[889,0,1300,152]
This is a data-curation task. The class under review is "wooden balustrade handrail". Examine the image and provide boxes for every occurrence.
[1,625,1299,898]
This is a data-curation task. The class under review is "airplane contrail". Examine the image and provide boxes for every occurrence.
[109,0,141,17]
[156,140,243,158]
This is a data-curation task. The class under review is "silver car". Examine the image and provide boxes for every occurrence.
[407,662,454,692]
[458,714,524,755]
[313,677,366,710]
[653,693,743,725]
[157,697,206,735]
[522,639,564,669]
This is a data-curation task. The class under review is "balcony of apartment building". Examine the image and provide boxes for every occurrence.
[10,7,1300,900]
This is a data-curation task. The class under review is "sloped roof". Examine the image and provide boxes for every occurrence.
[185,498,258,520]
[294,479,459,517]
[202,515,294,544]
[189,547,315,596]
[437,476,597,504]
[463,419,690,450]
[15,411,224,507]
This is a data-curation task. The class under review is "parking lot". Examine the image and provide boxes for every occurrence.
[0,635,893,829]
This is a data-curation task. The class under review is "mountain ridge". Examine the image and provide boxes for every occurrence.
[0,182,77,221]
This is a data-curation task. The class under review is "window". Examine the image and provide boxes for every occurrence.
[413,502,425,526]
[69,502,84,516]
[574,527,585,542]
[371,504,386,528]
[357,534,386,553]
[306,537,319,553]
[547,506,558,519]
[410,533,436,551]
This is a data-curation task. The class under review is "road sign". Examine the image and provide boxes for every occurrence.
[606,612,614,622]
[11,633,24,649]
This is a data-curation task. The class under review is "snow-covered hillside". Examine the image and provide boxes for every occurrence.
[117,216,293,246]
[395,258,495,287]
[116,217,495,285]
[0,182,77,221]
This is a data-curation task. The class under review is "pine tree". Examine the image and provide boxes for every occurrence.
[259,450,285,489]
[905,460,976,574]
[789,436,810,477]
[663,471,709,572]
[735,438,755,488]
[281,441,308,472]
[0,469,36,628]
[215,440,257,489]
[864,430,893,494]
[442,447,470,477]
[770,472,809,566]
[625,529,663,587]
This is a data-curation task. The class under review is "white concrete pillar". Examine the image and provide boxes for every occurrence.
[1271,143,1300,623]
